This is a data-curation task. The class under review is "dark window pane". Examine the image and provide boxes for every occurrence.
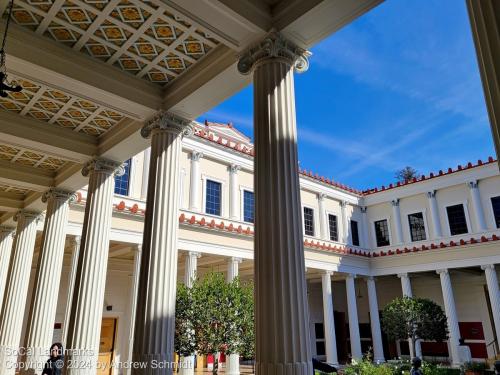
[243,190,254,223]
[114,159,131,196]
[315,323,325,339]
[492,196,500,229]
[328,214,338,241]
[351,220,360,246]
[408,212,427,242]
[315,341,326,356]
[304,207,314,236]
[446,204,468,235]
[206,180,221,216]
[374,219,390,247]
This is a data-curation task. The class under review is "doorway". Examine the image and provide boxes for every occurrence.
[97,318,117,375]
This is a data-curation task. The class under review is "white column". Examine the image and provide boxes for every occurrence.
[427,191,442,239]
[397,273,422,358]
[127,245,142,375]
[65,158,124,375]
[318,194,328,240]
[62,235,80,346]
[437,269,461,366]
[229,164,241,220]
[238,32,312,374]
[0,227,15,313]
[226,257,242,282]
[467,181,487,231]
[391,199,403,244]
[341,201,349,244]
[321,271,338,365]
[133,111,193,371]
[189,151,203,212]
[345,274,362,361]
[0,210,43,375]
[361,207,370,248]
[366,277,385,363]
[482,265,500,351]
[141,147,151,200]
[184,251,200,288]
[24,188,75,373]
[227,257,242,375]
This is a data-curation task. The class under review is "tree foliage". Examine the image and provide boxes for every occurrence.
[381,297,448,356]
[174,283,197,356]
[395,166,419,183]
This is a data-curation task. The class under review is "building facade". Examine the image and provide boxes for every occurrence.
[2,120,499,374]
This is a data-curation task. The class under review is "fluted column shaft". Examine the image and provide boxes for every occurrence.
[226,257,241,282]
[0,211,42,375]
[437,269,461,366]
[133,111,192,374]
[127,245,142,375]
[321,272,338,365]
[65,158,123,375]
[341,201,349,244]
[24,189,75,373]
[391,200,403,244]
[229,165,241,220]
[318,194,327,240]
[468,181,487,231]
[427,191,442,239]
[62,236,81,346]
[345,275,362,360]
[189,151,203,212]
[0,227,15,313]
[361,207,369,248]
[482,265,500,353]
[366,277,385,362]
[184,251,200,288]
[239,32,312,375]
[141,148,151,200]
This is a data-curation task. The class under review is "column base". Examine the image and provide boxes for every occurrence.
[255,361,312,375]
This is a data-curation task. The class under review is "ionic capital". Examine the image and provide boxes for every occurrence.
[366,276,376,282]
[317,193,327,201]
[467,180,479,189]
[391,199,400,207]
[427,190,437,199]
[82,157,124,177]
[141,111,194,139]
[14,210,44,224]
[71,235,81,248]
[42,188,77,204]
[229,164,241,174]
[360,206,368,214]
[436,269,449,275]
[229,256,242,264]
[481,264,495,271]
[397,273,409,279]
[237,31,311,75]
[191,151,204,162]
[0,226,15,237]
[346,273,357,279]
[340,200,348,208]
[187,251,201,259]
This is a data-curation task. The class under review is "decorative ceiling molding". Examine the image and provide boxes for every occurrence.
[10,0,221,86]
[0,141,69,171]
[0,74,127,137]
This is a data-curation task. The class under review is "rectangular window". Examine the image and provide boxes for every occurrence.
[351,220,360,246]
[492,196,500,228]
[374,219,390,247]
[328,214,338,241]
[408,212,427,242]
[205,180,222,216]
[114,159,131,196]
[243,190,254,223]
[446,204,468,235]
[314,323,326,356]
[303,207,315,236]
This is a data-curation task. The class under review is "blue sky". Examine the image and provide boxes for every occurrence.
[199,0,494,190]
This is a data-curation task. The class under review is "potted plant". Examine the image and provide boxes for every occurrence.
[462,361,486,375]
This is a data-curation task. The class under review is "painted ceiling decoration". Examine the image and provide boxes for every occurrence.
[0,141,70,171]
[0,182,29,195]
[0,74,126,136]
[10,0,220,85]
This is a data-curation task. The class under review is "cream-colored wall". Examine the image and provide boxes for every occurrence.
[479,175,500,230]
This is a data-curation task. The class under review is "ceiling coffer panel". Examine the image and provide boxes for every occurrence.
[10,0,220,86]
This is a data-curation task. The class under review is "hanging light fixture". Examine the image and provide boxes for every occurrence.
[0,0,22,97]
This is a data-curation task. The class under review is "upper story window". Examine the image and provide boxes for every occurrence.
[243,190,254,223]
[303,207,315,236]
[492,196,500,228]
[206,180,222,216]
[328,214,338,242]
[351,220,360,246]
[374,219,390,247]
[114,159,131,196]
[408,212,426,242]
[446,204,468,235]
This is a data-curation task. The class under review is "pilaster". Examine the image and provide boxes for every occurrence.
[391,199,403,244]
[189,151,203,212]
[229,164,241,220]
[467,181,487,231]
[427,191,443,239]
